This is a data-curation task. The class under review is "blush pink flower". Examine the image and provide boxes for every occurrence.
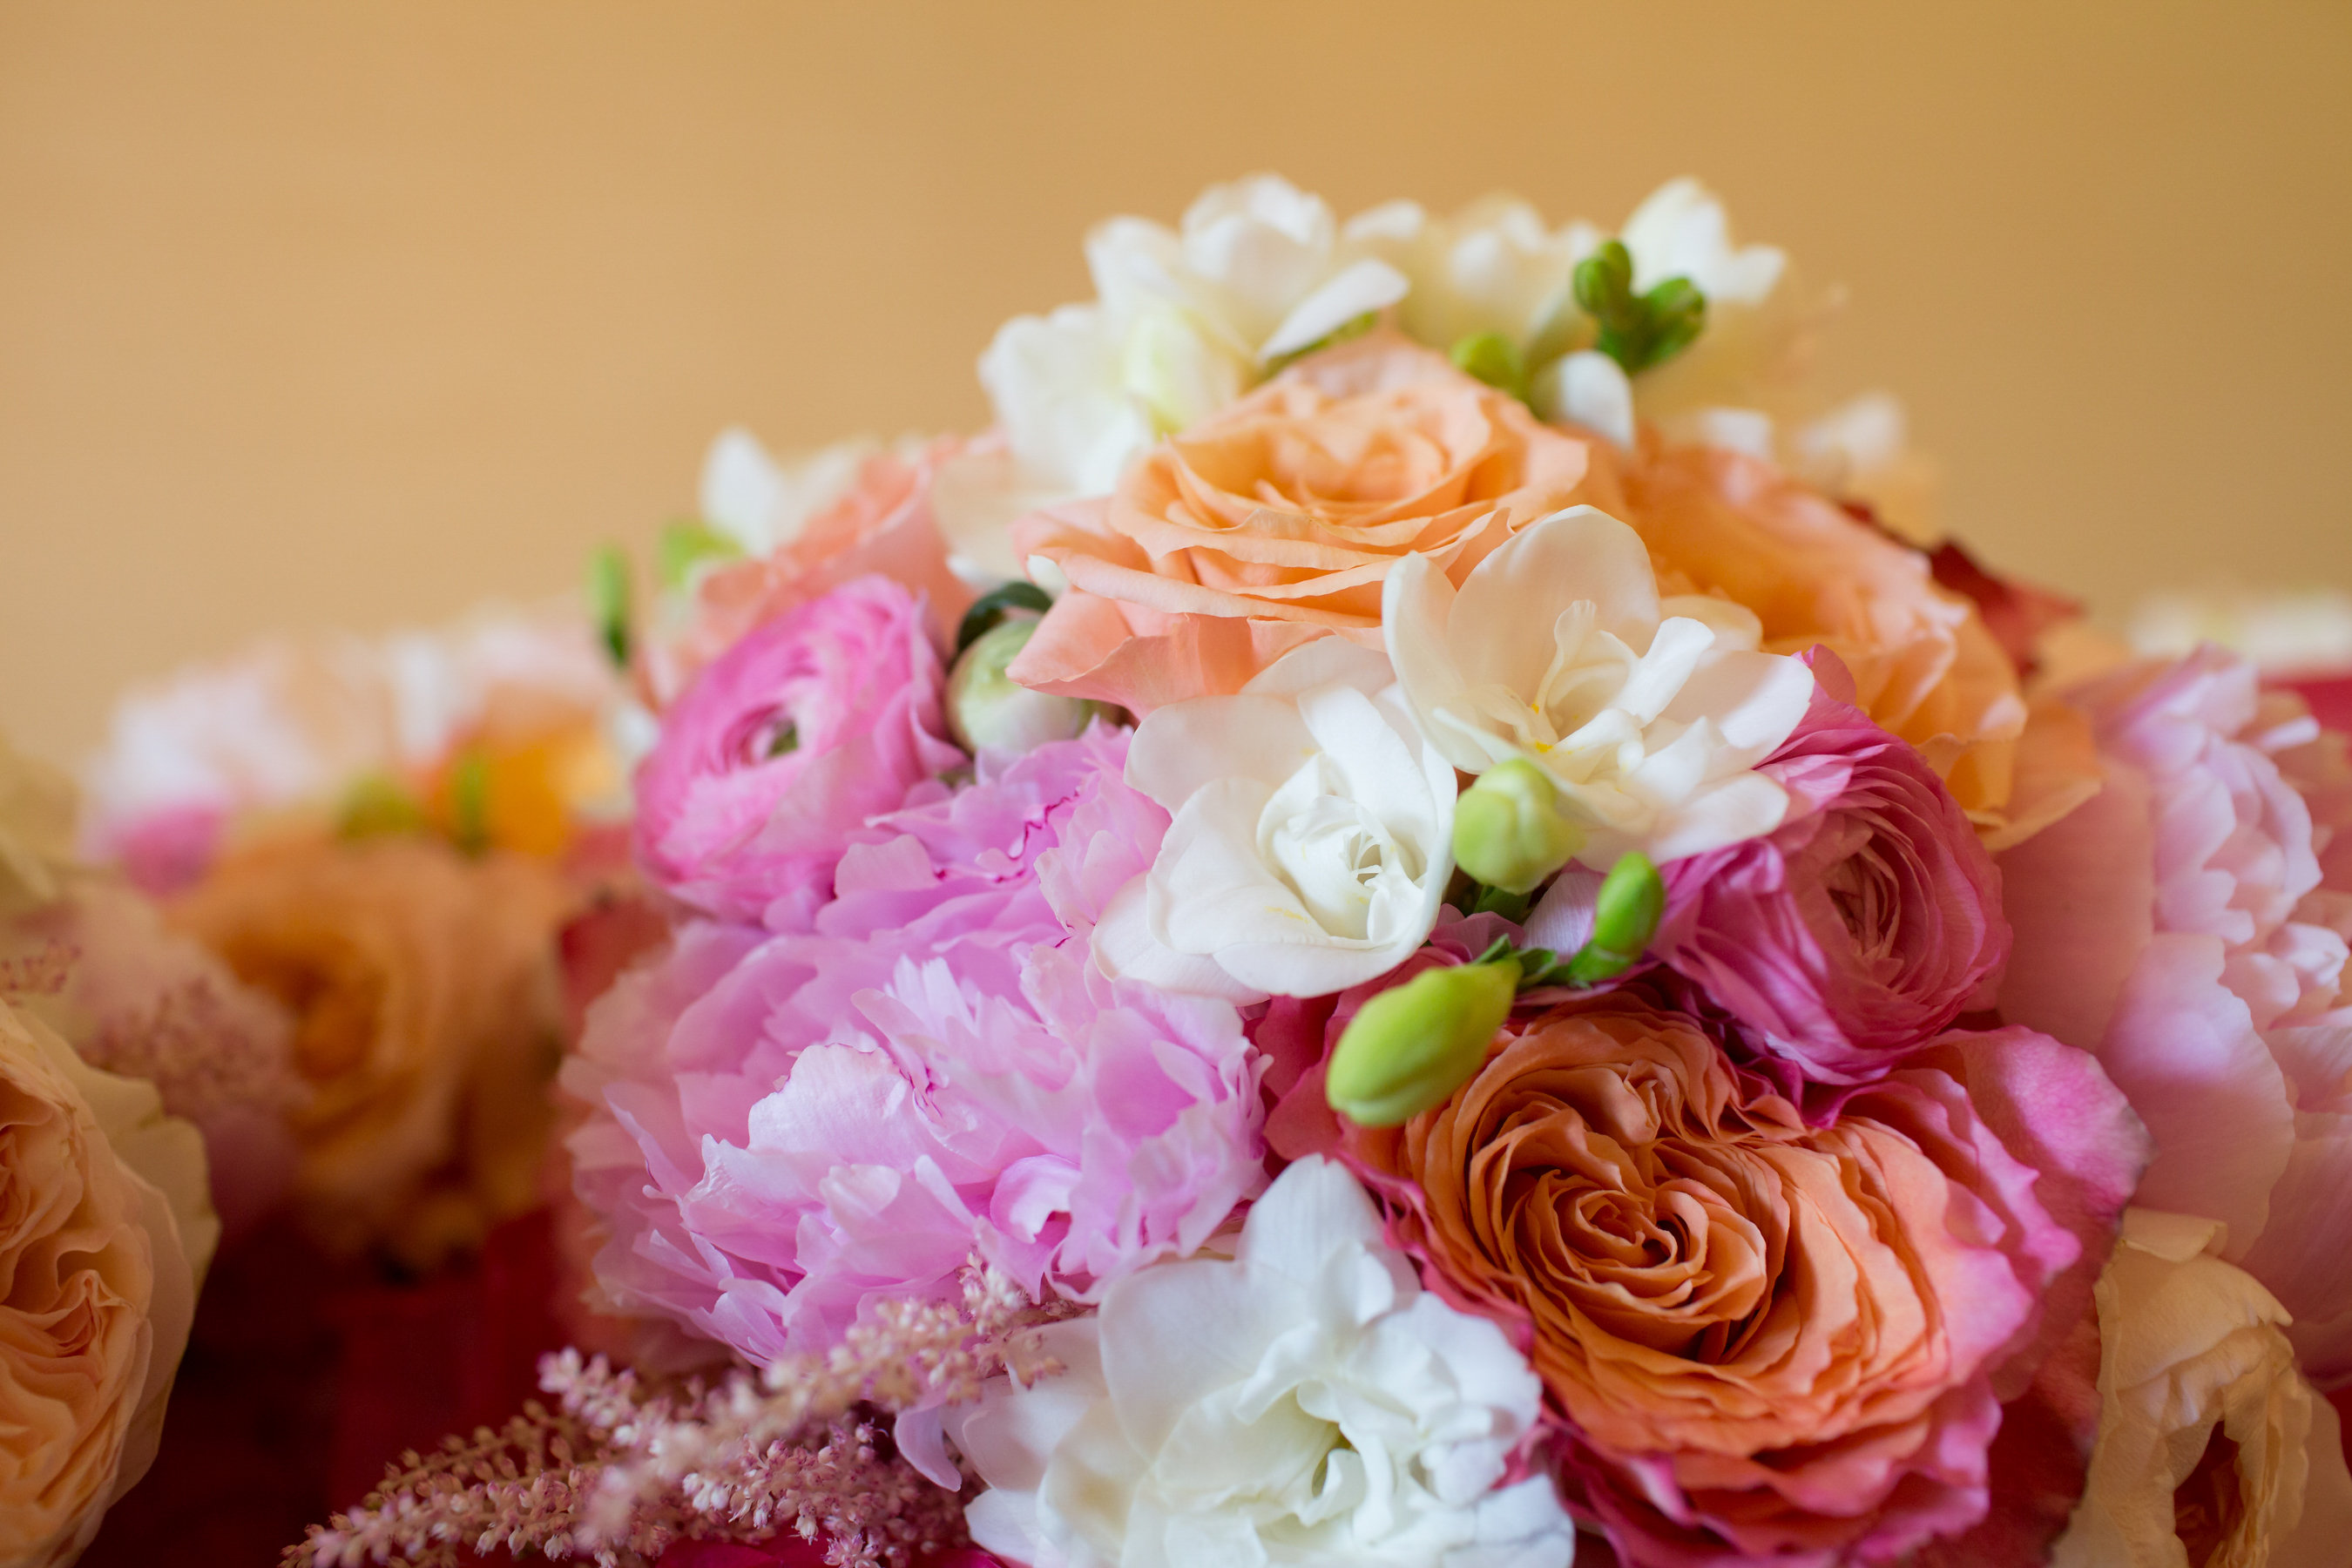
[1999,645,2352,1383]
[1652,650,2010,1082]
[567,729,1266,1370]
[1336,995,2143,1567]
[633,576,963,928]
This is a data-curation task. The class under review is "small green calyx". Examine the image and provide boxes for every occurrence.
[1326,960,1518,1128]
[1572,240,1708,375]
[587,544,632,669]
[954,580,1056,658]
[657,517,743,591]
[1449,331,1531,404]
[1454,760,1585,896]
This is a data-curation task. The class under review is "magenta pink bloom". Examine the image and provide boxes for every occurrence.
[568,728,1267,1370]
[2000,645,2352,1382]
[1652,652,2010,1083]
[633,575,963,927]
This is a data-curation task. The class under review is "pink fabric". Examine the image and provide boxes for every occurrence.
[633,575,963,928]
[1999,646,2352,1383]
[571,727,1266,1366]
[1654,650,2010,1082]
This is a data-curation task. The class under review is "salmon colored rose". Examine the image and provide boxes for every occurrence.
[0,997,213,1568]
[1343,994,2143,1566]
[170,835,569,1268]
[652,436,977,704]
[1010,332,1597,712]
[1598,439,2099,848]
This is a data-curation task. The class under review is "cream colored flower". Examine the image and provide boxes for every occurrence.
[0,735,78,919]
[2053,1208,2352,1568]
[0,997,213,1568]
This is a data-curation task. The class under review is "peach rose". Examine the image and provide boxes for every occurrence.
[1600,439,2099,847]
[651,436,977,705]
[1009,332,1598,712]
[0,997,212,1568]
[170,835,568,1268]
[1343,994,2140,1565]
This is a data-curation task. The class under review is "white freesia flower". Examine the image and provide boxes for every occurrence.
[1098,639,1455,1002]
[2052,1208,2352,1568]
[975,176,1409,509]
[1383,506,1813,866]
[953,1156,1576,1568]
[1789,392,1940,544]
[1342,194,1591,357]
[699,427,895,557]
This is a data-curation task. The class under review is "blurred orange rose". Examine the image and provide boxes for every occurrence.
[1602,439,2096,844]
[0,997,212,1568]
[1010,332,1598,712]
[170,835,569,1268]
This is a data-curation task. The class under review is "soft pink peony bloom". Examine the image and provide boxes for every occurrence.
[1652,650,2010,1082]
[2000,645,2352,1383]
[633,576,963,928]
[568,729,1267,1370]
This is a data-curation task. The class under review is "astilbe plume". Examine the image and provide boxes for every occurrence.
[287,1262,1070,1568]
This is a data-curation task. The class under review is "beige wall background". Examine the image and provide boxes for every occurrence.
[3,1,2349,765]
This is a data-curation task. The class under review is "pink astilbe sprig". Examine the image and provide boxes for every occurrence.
[286,1260,1069,1568]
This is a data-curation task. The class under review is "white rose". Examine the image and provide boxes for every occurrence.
[2052,1208,2352,1568]
[1096,639,1455,1002]
[1383,506,1812,867]
[953,1156,1576,1568]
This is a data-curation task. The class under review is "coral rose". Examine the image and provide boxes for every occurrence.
[169,835,569,1267]
[1010,332,1597,713]
[1343,994,2143,1565]
[1598,438,2098,848]
[1648,651,2010,1081]
[633,575,963,929]
[0,997,213,1568]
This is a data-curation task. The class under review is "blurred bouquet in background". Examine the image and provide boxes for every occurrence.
[20,173,2352,1568]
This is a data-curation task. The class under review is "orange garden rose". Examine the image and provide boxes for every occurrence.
[170,836,569,1268]
[0,998,212,1568]
[1598,439,2099,845]
[1342,992,2141,1564]
[1010,333,1598,712]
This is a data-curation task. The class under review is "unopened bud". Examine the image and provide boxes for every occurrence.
[948,618,1099,756]
[1449,331,1528,402]
[1453,760,1584,896]
[1326,960,1518,1128]
[1563,850,1666,983]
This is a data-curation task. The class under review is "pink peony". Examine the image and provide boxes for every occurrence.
[567,728,1267,1369]
[1652,650,2011,1082]
[2000,645,2352,1383]
[633,576,963,928]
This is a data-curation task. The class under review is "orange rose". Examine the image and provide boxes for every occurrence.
[1345,994,2126,1563]
[1599,439,2096,844]
[1009,332,1598,712]
[170,836,568,1268]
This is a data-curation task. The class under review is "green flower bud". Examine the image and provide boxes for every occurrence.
[656,517,742,591]
[1453,760,1585,896]
[955,580,1056,658]
[1563,850,1666,984]
[1449,331,1528,402]
[586,544,632,668]
[336,771,426,841]
[448,747,493,858]
[1325,960,1518,1127]
[948,618,1100,756]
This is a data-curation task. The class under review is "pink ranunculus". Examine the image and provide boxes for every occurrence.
[567,728,1266,1371]
[632,575,964,928]
[1652,650,2011,1082]
[1999,645,2352,1383]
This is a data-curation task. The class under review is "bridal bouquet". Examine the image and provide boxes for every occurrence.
[25,173,2352,1568]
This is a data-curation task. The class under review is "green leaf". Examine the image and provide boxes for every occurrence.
[586,544,632,668]
[954,580,1056,658]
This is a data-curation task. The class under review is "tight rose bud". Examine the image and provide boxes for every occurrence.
[1326,959,1517,1127]
[1453,759,1585,896]
[949,618,1101,756]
